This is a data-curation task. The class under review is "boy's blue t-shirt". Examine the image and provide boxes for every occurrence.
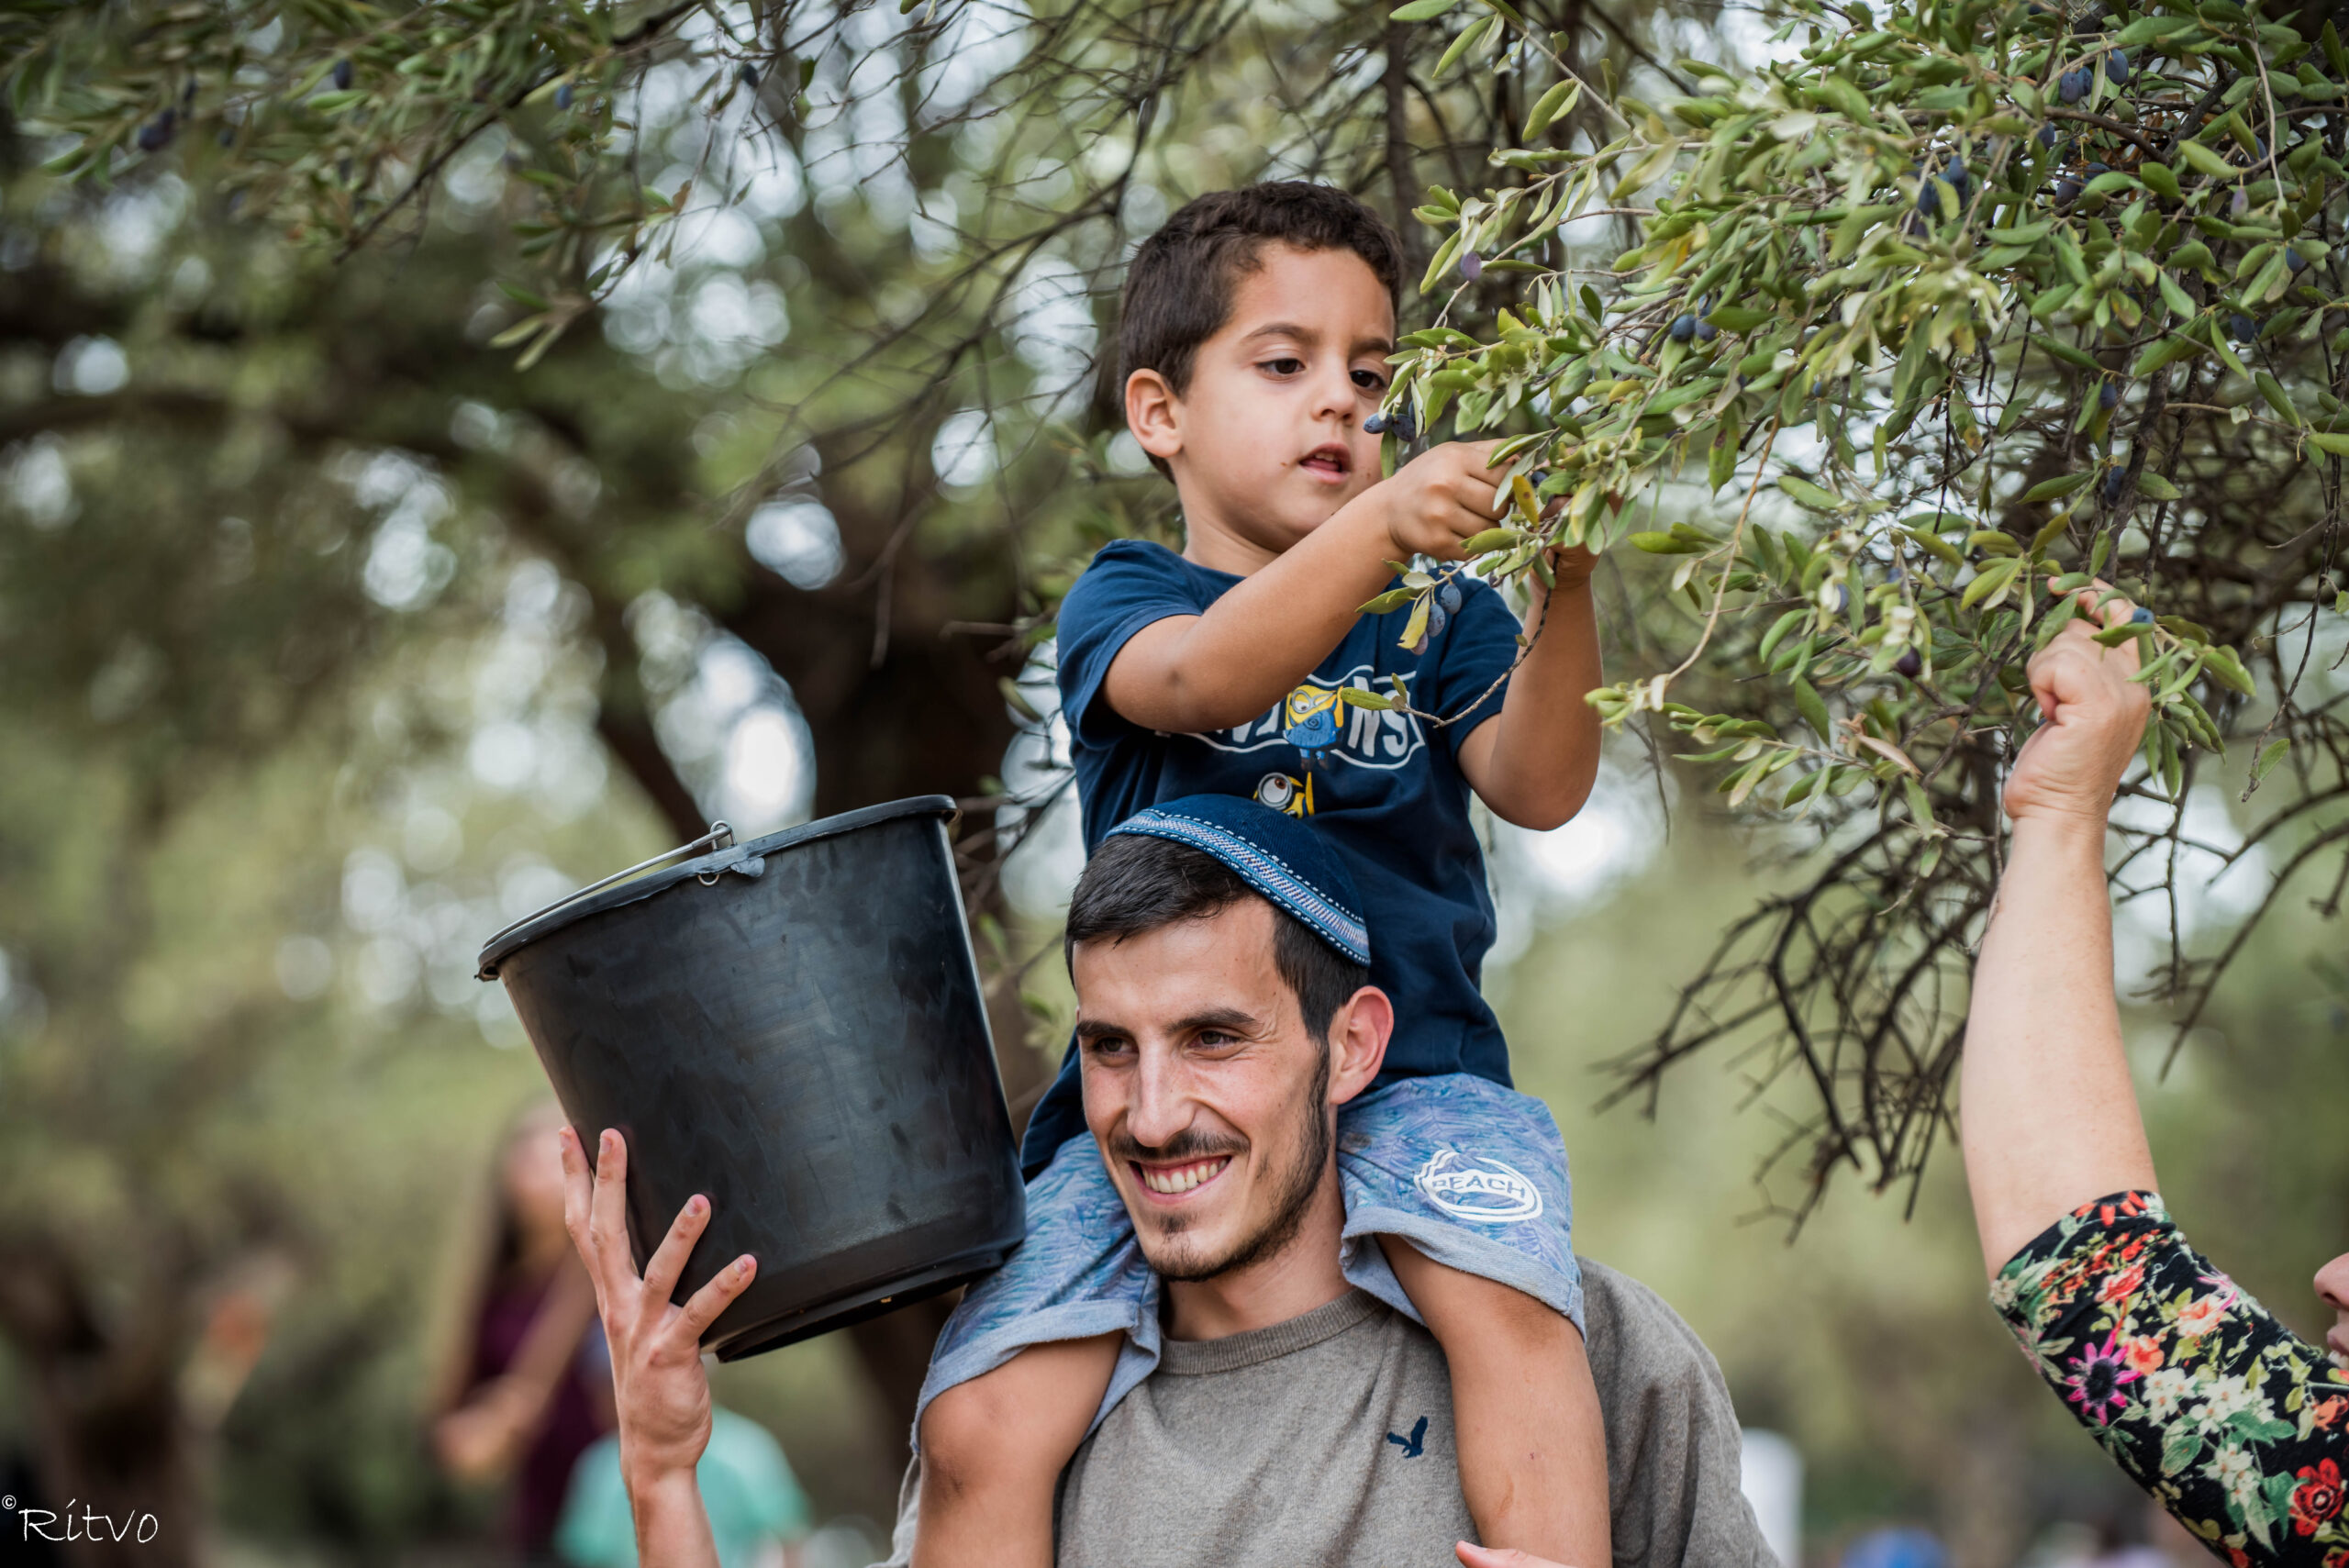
[1021,537,1521,1174]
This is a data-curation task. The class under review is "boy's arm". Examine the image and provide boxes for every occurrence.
[1104,442,1511,734]
[1455,549,1604,831]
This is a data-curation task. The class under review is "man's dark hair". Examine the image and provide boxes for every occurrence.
[1064,830,1369,1042]
[1117,181,1403,405]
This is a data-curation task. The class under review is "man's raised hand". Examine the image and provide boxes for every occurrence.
[557,1126,756,1498]
[2002,581,2153,828]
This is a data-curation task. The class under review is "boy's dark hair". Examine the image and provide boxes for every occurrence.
[1064,830,1370,1043]
[1118,182,1403,404]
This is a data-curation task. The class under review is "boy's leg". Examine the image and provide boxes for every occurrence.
[914,1332,1120,1568]
[908,1131,1159,1568]
[1379,1238,1611,1566]
[1333,1074,1606,1562]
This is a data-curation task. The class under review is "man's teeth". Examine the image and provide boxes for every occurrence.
[1140,1158,1230,1195]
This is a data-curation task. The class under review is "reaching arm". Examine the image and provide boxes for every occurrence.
[1455,549,1605,831]
[432,1262,600,1482]
[559,1126,760,1568]
[1959,583,2158,1278]
[1104,441,1514,735]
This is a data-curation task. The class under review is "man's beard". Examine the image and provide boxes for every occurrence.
[1113,1042,1332,1284]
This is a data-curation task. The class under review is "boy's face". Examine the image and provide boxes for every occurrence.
[1127,242,1396,561]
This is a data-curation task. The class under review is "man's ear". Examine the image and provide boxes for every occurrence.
[1325,986,1393,1106]
[1125,368,1184,463]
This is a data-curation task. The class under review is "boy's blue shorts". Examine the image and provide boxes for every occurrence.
[913,1072,1580,1445]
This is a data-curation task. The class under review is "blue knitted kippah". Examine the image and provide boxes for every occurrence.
[1105,795,1370,966]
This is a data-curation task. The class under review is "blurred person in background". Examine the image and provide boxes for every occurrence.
[1840,1525,1947,1568]
[1963,583,2349,1563]
[426,1099,615,1564]
[555,1404,810,1568]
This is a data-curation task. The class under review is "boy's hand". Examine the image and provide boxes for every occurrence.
[2003,579,2151,829]
[1374,439,1512,562]
[558,1126,758,1496]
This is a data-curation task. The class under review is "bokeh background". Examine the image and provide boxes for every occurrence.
[4,2,2345,1565]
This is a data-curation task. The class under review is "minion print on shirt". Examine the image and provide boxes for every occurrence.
[1210,667,1422,818]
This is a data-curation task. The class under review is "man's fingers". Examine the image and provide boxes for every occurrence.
[642,1194,711,1304]
[588,1129,639,1283]
[676,1253,758,1340]
[1455,1545,1570,1568]
[559,1127,596,1250]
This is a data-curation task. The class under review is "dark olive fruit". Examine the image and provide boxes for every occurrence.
[1670,313,1698,342]
[1915,161,1970,217]
[1895,649,1923,678]
[555,83,573,108]
[2054,177,2084,205]
[2107,49,2130,83]
[1460,250,1484,281]
[1364,413,1387,434]
[2085,161,2110,175]
[333,57,353,90]
[1696,320,1719,341]
[1426,602,1452,639]
[2288,247,2309,272]
[2103,470,2127,504]
[1437,579,1464,614]
[2060,69,2088,103]
[2227,312,2259,342]
[739,64,759,87]
[2131,606,2154,624]
[136,110,175,152]
[2036,124,2060,149]
[1389,403,1419,441]
[2099,382,2120,409]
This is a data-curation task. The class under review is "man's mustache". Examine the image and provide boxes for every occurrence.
[1106,1126,1248,1164]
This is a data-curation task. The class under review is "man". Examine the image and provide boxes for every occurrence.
[559,800,1774,1567]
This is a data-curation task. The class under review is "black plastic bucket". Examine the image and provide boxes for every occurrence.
[476,796,1024,1360]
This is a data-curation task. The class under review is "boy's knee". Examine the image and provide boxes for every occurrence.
[919,1336,1120,1493]
[920,1377,1030,1496]
[1378,1240,1582,1350]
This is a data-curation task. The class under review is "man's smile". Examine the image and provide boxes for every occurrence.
[1134,1155,1233,1198]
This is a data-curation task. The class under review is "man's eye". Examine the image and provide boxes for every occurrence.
[1085,1037,1132,1058]
[1197,1030,1238,1048]
[1262,358,1304,375]
[1352,368,1387,390]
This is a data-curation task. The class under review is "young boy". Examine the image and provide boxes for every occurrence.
[914,183,1610,1564]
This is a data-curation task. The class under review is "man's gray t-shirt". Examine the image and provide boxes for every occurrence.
[883,1259,1773,1566]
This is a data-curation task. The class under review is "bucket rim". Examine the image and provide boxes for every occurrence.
[474,793,957,979]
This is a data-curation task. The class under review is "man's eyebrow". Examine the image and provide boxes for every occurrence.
[1073,1006,1261,1041]
[1171,1006,1260,1036]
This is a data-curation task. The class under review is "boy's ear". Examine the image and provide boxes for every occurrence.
[1125,368,1184,463]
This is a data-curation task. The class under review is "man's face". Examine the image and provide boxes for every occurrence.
[1131,242,1397,559]
[1073,899,1354,1282]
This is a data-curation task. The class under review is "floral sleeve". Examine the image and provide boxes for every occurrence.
[1994,1191,2349,1565]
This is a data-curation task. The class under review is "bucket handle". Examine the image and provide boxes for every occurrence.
[479,821,733,957]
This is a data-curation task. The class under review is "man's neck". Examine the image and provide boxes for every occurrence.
[1162,1172,1352,1341]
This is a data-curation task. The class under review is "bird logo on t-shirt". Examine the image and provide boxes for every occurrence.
[1386,1416,1428,1458]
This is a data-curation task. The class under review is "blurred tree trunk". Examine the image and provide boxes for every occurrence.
[0,1239,195,1568]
